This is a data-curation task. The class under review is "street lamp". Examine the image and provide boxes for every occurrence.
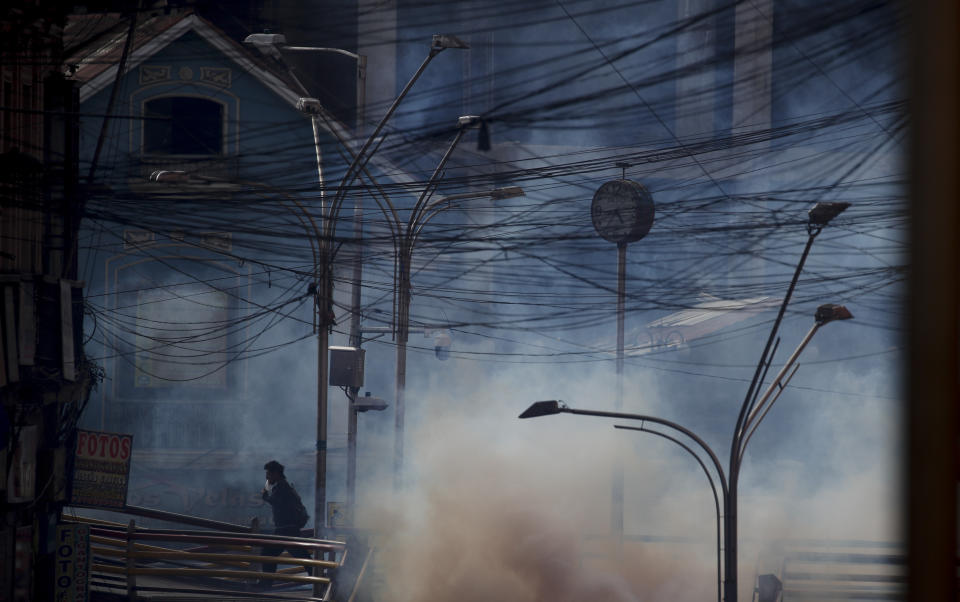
[244,32,368,133]
[287,40,474,536]
[519,202,850,602]
[519,305,850,602]
[393,180,525,488]
[519,398,728,602]
[292,36,468,562]
[614,422,723,602]
[329,33,471,220]
[289,108,522,498]
[724,201,849,602]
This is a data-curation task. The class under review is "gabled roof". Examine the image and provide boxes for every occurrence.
[63,10,304,106]
[62,10,422,193]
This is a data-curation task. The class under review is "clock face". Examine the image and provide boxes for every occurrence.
[590,179,655,244]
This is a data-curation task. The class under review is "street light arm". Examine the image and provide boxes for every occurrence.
[313,111,404,338]
[310,104,403,239]
[614,423,722,602]
[520,400,731,601]
[560,407,729,497]
[750,336,780,412]
[332,44,449,223]
[732,231,817,452]
[738,304,853,462]
[310,115,325,190]
[733,201,849,456]
[740,321,822,445]
[737,363,801,466]
[281,46,362,61]
[411,186,523,250]
[407,126,469,235]
[413,196,482,248]
[408,184,525,263]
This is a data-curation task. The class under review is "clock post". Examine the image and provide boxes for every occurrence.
[589,163,655,547]
[614,238,627,539]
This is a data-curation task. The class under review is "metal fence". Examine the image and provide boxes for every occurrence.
[66,511,349,601]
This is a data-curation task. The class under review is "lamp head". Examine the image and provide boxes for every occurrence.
[243,32,286,60]
[296,97,323,115]
[432,34,470,50]
[815,303,853,324]
[149,170,188,183]
[490,186,525,200]
[808,202,850,227]
[457,115,481,128]
[244,32,287,46]
[353,392,388,413]
[519,400,568,419]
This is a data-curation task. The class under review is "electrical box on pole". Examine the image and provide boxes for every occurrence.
[329,346,364,388]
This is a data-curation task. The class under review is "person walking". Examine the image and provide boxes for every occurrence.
[259,460,312,585]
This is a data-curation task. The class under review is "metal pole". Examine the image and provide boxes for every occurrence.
[356,54,367,134]
[346,203,364,523]
[313,262,331,598]
[726,230,818,602]
[563,406,730,600]
[615,424,722,602]
[563,408,728,498]
[612,242,626,540]
[315,282,330,536]
[393,245,410,490]
[334,47,444,213]
[393,126,470,490]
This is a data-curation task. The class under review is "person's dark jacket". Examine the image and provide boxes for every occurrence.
[262,478,304,531]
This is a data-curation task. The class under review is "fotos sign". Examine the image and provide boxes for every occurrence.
[70,430,132,509]
[55,524,90,602]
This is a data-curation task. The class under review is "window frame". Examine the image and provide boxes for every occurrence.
[141,93,227,157]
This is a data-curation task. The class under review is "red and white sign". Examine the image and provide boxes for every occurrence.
[70,430,133,509]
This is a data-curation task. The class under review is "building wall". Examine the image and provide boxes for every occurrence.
[72,20,339,526]
[1,2,89,599]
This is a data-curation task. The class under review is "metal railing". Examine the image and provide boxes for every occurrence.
[758,540,906,602]
[67,512,347,601]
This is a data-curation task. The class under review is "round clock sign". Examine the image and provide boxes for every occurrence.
[590,179,655,244]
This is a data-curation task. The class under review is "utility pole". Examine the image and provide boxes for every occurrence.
[346,202,364,522]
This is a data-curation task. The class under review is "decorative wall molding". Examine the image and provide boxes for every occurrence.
[139,65,170,85]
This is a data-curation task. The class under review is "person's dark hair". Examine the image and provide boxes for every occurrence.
[264,460,284,474]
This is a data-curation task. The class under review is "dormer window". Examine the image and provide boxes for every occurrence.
[143,96,223,155]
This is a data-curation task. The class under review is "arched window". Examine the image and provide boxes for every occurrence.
[144,97,223,155]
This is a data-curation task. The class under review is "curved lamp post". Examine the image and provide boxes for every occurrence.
[614,423,723,602]
[394,180,525,488]
[519,201,851,602]
[251,37,529,498]
[268,37,473,529]
[287,35,468,555]
[519,300,850,602]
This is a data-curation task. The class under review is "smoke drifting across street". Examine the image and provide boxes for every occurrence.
[350,349,900,601]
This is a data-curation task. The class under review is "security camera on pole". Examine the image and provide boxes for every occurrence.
[589,161,655,543]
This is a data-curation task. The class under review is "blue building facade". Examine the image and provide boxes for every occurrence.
[68,10,362,526]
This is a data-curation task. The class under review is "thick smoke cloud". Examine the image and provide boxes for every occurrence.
[349,333,900,601]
